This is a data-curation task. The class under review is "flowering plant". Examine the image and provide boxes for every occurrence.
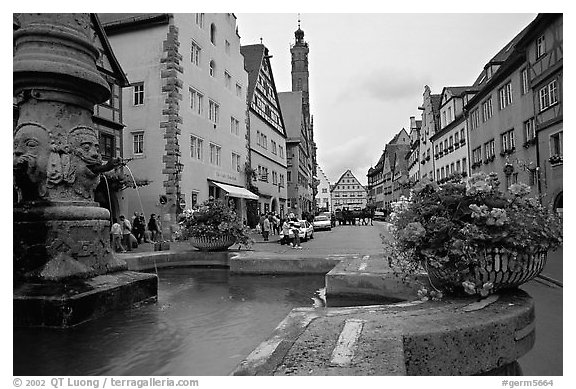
[177,197,253,248]
[387,172,562,296]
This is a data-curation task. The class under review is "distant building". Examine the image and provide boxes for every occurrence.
[332,170,367,211]
[315,167,332,212]
[406,116,422,185]
[102,13,253,234]
[278,91,313,218]
[431,86,477,183]
[367,129,410,211]
[418,86,442,181]
[241,43,288,222]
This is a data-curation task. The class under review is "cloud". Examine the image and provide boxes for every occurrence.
[360,67,429,102]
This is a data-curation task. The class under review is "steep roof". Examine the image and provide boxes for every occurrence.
[91,14,129,87]
[277,91,304,139]
[240,44,266,104]
[99,13,170,34]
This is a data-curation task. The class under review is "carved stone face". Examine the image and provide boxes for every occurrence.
[13,123,51,184]
[70,127,101,166]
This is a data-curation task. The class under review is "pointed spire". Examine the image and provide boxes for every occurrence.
[295,13,304,44]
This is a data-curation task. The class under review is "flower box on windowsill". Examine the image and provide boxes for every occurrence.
[460,139,466,145]
[549,155,563,165]
[523,138,537,148]
[426,156,430,161]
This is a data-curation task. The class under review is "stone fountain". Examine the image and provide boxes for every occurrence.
[13,13,157,327]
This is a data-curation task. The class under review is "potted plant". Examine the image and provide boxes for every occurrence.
[177,197,253,251]
[386,172,562,297]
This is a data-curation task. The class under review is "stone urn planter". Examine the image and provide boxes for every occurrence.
[189,234,236,252]
[426,248,548,293]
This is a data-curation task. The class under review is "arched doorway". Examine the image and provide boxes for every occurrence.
[553,192,563,218]
[271,197,278,215]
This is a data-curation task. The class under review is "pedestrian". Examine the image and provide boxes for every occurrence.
[262,215,271,241]
[156,215,164,242]
[281,218,291,245]
[119,215,132,252]
[147,214,159,242]
[272,213,280,235]
[111,217,126,253]
[133,213,145,243]
[290,216,302,249]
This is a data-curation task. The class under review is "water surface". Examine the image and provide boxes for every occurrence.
[14,268,325,376]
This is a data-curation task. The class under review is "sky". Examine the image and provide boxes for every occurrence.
[235,13,537,185]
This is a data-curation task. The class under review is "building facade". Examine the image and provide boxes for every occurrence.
[102,13,254,234]
[331,170,367,211]
[278,91,313,218]
[316,166,332,212]
[431,86,476,183]
[417,86,442,181]
[516,14,563,214]
[367,129,410,211]
[240,43,288,221]
[406,116,422,185]
[465,21,540,197]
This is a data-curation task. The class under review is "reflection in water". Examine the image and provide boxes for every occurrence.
[14,269,325,376]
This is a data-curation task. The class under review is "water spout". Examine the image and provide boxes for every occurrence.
[124,164,146,219]
[101,174,113,223]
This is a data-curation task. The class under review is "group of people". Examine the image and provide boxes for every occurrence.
[110,212,163,253]
[257,212,303,249]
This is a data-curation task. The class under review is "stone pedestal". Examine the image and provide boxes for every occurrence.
[13,13,157,327]
[14,271,158,328]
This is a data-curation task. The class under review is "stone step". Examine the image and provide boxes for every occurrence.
[232,289,535,376]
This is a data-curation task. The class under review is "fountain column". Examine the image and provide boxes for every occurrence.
[13,13,157,327]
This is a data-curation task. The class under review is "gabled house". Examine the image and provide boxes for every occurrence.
[241,44,288,223]
[331,170,367,211]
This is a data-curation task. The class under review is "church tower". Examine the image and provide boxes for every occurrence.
[290,16,310,127]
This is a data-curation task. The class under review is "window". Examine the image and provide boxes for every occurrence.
[261,134,268,149]
[472,147,482,164]
[539,80,558,111]
[99,133,115,160]
[450,163,455,174]
[236,84,242,98]
[484,139,496,160]
[209,100,219,124]
[271,140,277,155]
[454,131,460,144]
[482,97,493,121]
[232,152,241,171]
[441,167,445,179]
[529,169,538,186]
[524,118,536,141]
[506,173,519,189]
[209,143,221,166]
[287,171,292,182]
[191,40,201,66]
[280,174,285,187]
[133,83,144,106]
[470,108,480,129]
[195,13,204,28]
[499,81,513,109]
[191,135,203,161]
[536,35,546,58]
[225,40,231,55]
[501,129,516,152]
[456,160,461,172]
[521,68,529,95]
[439,142,444,155]
[210,23,217,45]
[460,129,465,143]
[447,106,452,123]
[209,60,216,77]
[132,132,144,154]
[224,71,232,89]
[279,145,284,159]
[230,117,240,136]
[550,131,563,157]
[442,111,447,128]
[189,87,204,116]
[462,158,467,171]
[272,171,278,185]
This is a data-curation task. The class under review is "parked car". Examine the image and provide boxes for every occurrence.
[373,211,386,221]
[284,220,314,241]
[313,215,332,231]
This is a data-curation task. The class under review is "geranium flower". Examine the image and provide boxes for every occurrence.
[509,183,532,197]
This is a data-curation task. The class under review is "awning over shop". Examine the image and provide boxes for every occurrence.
[211,181,259,200]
